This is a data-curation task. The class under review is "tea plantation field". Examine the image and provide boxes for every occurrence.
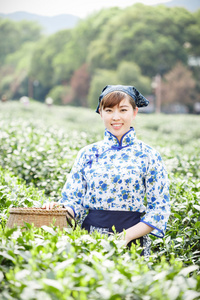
[0,101,200,299]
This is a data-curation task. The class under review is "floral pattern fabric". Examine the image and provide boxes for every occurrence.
[60,128,170,238]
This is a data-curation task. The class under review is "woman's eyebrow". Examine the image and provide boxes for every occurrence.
[119,105,129,108]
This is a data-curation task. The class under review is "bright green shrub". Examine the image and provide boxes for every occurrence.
[0,118,97,199]
[0,225,199,300]
[0,167,46,226]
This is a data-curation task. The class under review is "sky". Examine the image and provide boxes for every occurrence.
[0,0,171,18]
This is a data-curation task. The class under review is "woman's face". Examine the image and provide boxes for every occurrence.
[100,97,138,142]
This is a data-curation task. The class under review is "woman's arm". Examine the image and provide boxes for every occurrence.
[140,151,170,238]
[120,222,153,246]
[43,148,87,221]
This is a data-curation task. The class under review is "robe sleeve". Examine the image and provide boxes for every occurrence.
[141,150,170,238]
[59,148,88,222]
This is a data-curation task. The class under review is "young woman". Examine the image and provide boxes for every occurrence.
[43,85,170,255]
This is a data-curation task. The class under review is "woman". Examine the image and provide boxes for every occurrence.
[43,85,170,255]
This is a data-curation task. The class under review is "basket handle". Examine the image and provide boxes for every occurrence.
[65,210,77,230]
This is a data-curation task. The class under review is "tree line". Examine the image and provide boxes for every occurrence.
[0,3,200,112]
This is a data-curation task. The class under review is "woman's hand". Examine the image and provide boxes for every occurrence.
[116,231,128,246]
[42,202,76,229]
[42,202,61,210]
[119,222,153,245]
[115,222,154,247]
[42,202,75,219]
[108,231,127,246]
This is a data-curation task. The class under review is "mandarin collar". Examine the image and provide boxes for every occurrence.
[104,128,136,148]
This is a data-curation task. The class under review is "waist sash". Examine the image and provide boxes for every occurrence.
[82,209,143,248]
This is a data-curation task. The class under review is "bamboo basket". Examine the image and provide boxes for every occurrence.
[6,207,70,229]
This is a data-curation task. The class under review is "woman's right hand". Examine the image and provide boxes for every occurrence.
[42,202,76,229]
[42,202,60,210]
[42,202,75,219]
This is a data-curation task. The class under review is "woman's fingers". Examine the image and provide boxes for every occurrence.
[117,232,124,240]
[42,202,59,209]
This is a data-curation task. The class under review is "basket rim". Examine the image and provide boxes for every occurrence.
[8,207,69,216]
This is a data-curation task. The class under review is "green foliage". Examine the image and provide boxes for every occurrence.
[0,168,46,226]
[47,85,70,105]
[1,4,200,105]
[0,225,199,300]
[0,42,37,99]
[86,4,193,76]
[0,118,98,199]
[0,74,14,99]
[0,19,41,65]
[117,61,151,95]
[88,62,151,109]
[6,42,36,72]
[30,30,72,90]
[53,35,84,83]
[88,69,118,109]
[0,19,42,100]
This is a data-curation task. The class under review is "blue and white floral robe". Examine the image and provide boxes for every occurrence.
[60,128,170,239]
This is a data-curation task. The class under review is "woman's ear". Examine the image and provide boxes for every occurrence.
[99,108,103,118]
[133,107,138,119]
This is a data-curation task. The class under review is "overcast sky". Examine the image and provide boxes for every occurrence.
[0,0,171,18]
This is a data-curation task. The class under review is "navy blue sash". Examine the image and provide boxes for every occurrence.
[82,210,143,248]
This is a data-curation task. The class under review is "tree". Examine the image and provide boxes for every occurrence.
[87,39,115,71]
[47,85,73,105]
[117,61,151,95]
[0,19,41,65]
[0,19,41,99]
[70,64,91,107]
[29,30,72,99]
[86,4,195,77]
[1,4,200,106]
[161,62,196,109]
[87,69,118,109]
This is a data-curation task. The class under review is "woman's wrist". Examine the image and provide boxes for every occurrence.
[124,230,133,244]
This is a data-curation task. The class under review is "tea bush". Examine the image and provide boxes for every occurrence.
[0,101,199,299]
[0,167,45,227]
[0,225,199,300]
[0,118,99,199]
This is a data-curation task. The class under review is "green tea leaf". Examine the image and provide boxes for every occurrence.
[41,226,56,236]
[193,205,200,211]
[0,271,4,282]
[179,265,199,276]
[42,278,64,292]
[183,290,200,300]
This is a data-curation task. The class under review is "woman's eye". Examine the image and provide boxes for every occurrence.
[105,109,112,112]
[121,109,127,112]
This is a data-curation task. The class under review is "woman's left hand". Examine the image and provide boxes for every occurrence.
[116,231,129,246]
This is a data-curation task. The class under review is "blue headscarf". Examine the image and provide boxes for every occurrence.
[96,85,149,113]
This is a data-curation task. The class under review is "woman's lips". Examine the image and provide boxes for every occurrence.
[111,123,123,129]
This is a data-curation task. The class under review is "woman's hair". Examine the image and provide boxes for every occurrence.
[99,91,136,111]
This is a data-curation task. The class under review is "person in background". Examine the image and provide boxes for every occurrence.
[43,85,170,255]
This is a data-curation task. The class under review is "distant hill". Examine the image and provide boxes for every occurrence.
[0,1,199,35]
[0,11,80,34]
[155,0,200,11]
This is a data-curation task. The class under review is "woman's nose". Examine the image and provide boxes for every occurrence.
[113,113,120,120]
[112,112,120,120]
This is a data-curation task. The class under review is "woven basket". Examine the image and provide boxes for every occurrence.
[7,207,70,229]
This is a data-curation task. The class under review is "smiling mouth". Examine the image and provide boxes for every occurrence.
[112,123,123,129]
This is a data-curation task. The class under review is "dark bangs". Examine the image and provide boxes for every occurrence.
[100,91,136,110]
